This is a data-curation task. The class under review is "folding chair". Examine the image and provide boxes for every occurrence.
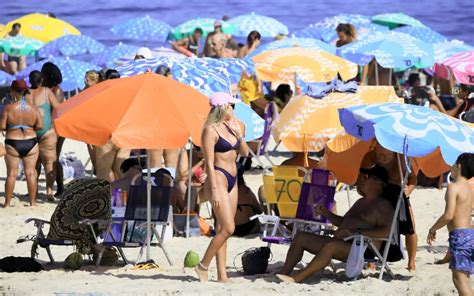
[82,178,173,266]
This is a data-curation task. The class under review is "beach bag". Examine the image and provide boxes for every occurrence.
[60,152,85,179]
[345,236,368,279]
[173,213,201,237]
[240,247,271,275]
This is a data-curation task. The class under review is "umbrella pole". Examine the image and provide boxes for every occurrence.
[375,62,379,86]
[388,68,392,86]
[146,152,152,261]
[378,153,409,279]
[186,138,193,237]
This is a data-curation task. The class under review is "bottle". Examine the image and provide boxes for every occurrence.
[121,191,128,207]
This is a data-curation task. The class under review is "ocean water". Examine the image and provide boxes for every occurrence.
[1,0,473,47]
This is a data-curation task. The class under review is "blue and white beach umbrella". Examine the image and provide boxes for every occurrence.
[233,102,265,141]
[394,26,446,44]
[337,31,434,69]
[247,37,336,59]
[338,103,474,165]
[171,62,231,96]
[0,70,15,85]
[38,35,105,57]
[116,56,175,77]
[110,15,172,42]
[433,40,473,62]
[91,42,139,68]
[293,14,388,43]
[228,12,289,38]
[16,57,99,91]
[187,58,254,84]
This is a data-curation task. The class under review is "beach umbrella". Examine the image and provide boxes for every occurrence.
[16,57,99,91]
[273,86,402,152]
[332,102,474,279]
[294,14,389,43]
[90,42,139,68]
[393,26,446,44]
[54,72,210,258]
[228,12,288,38]
[247,37,336,59]
[110,15,172,42]
[171,61,231,96]
[434,50,474,85]
[186,58,255,84]
[433,40,473,62]
[337,31,434,70]
[252,47,358,83]
[38,35,105,57]
[170,18,235,40]
[371,13,425,29]
[6,13,80,43]
[0,24,6,36]
[0,70,15,85]
[0,36,43,56]
[116,56,175,77]
[233,102,265,141]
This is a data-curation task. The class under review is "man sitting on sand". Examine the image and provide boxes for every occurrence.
[427,153,473,296]
[276,165,394,283]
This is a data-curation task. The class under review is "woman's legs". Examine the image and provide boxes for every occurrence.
[113,148,131,179]
[148,149,163,168]
[163,149,179,168]
[38,131,57,197]
[4,146,20,207]
[197,173,235,282]
[95,141,116,181]
[55,136,65,196]
[22,145,40,206]
[406,204,418,271]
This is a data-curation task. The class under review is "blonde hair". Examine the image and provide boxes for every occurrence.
[204,105,228,128]
[85,70,100,86]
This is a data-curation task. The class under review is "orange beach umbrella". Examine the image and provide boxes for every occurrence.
[54,72,210,148]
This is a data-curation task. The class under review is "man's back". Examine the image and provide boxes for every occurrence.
[448,180,473,231]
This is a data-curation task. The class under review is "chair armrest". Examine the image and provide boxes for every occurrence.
[25,218,50,224]
[343,234,388,242]
[250,214,280,225]
[287,219,333,228]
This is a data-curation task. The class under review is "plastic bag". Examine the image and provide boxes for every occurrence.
[345,235,368,279]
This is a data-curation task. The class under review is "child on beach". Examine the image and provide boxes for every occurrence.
[427,153,473,296]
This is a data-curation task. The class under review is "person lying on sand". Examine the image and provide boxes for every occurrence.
[276,165,393,283]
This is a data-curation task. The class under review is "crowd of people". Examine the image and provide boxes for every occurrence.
[0,19,473,295]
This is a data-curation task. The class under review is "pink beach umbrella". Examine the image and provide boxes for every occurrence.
[434,50,474,85]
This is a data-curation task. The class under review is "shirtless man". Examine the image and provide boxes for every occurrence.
[427,153,473,296]
[276,165,394,283]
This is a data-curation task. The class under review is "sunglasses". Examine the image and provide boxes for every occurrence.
[229,103,235,109]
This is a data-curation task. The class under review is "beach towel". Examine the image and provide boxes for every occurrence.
[47,178,111,254]
[449,228,474,274]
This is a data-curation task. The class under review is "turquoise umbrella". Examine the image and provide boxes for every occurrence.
[16,57,99,91]
[372,13,425,29]
[170,18,235,40]
[228,12,288,38]
[91,42,139,68]
[394,26,446,44]
[0,35,43,56]
[38,34,105,57]
[110,15,172,42]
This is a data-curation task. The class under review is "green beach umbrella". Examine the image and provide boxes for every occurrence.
[372,13,425,29]
[170,18,235,40]
[0,35,43,56]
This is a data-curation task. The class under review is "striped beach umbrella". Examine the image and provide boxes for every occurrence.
[38,34,105,57]
[110,15,172,42]
[6,13,80,43]
[434,50,474,85]
[247,37,336,59]
[170,18,235,40]
[171,62,231,96]
[337,31,434,69]
[372,13,425,29]
[90,42,139,68]
[228,12,288,38]
[0,35,43,56]
[116,56,175,77]
[186,58,254,84]
[16,57,99,91]
[394,26,446,44]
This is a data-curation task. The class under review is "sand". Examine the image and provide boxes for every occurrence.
[0,138,464,295]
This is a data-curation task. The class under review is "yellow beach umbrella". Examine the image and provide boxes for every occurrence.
[252,47,358,83]
[0,24,6,37]
[6,13,80,43]
[273,86,403,152]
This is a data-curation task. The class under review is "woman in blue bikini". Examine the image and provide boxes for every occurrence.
[195,92,249,283]
[1,80,42,207]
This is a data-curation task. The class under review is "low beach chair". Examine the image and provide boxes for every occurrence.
[82,177,173,266]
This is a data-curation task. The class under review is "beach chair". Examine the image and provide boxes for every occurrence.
[253,168,337,245]
[82,177,173,266]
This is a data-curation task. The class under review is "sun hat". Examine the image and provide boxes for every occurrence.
[214,20,222,27]
[210,92,240,107]
[136,47,153,59]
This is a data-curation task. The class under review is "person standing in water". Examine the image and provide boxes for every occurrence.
[195,92,249,283]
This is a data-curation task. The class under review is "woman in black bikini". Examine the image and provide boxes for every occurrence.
[1,80,42,207]
[195,92,249,283]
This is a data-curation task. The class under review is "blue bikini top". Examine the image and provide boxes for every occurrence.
[7,97,33,131]
[214,124,240,153]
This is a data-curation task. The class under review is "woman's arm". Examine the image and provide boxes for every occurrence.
[48,88,61,109]
[202,126,220,205]
[171,38,189,52]
[0,106,8,130]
